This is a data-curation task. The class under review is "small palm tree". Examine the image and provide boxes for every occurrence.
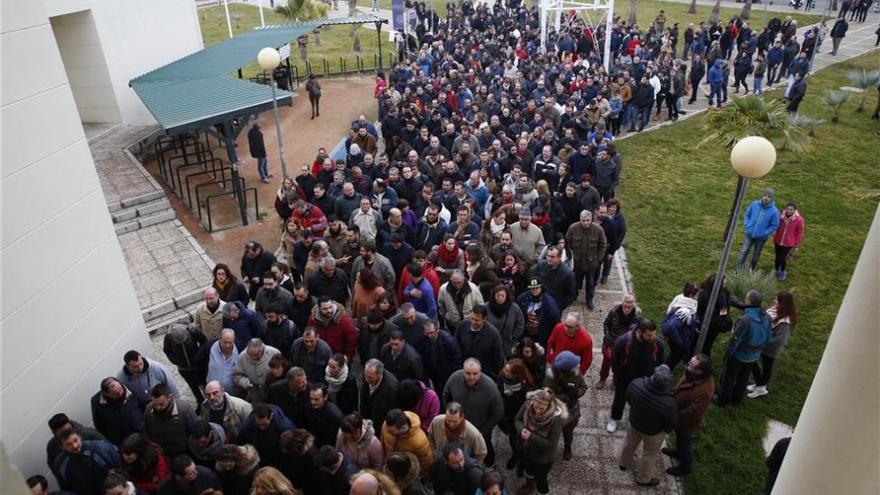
[688,0,698,14]
[700,95,812,152]
[726,269,778,301]
[846,69,880,112]
[709,0,722,23]
[740,0,754,20]
[628,0,637,26]
[788,114,826,137]
[824,89,851,123]
[275,0,328,22]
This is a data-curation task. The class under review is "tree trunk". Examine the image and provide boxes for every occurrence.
[628,0,637,26]
[710,0,721,23]
[688,0,698,14]
[831,0,839,11]
[740,0,754,19]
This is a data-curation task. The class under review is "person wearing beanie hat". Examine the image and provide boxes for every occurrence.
[547,350,588,460]
[737,187,780,271]
[619,364,677,487]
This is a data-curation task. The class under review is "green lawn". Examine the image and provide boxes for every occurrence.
[358,0,821,28]
[617,49,880,495]
[198,4,394,79]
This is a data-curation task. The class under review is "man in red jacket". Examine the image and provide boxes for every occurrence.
[307,297,357,362]
[292,200,328,237]
[772,201,805,281]
[546,312,593,375]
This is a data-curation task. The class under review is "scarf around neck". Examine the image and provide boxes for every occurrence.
[437,243,460,264]
[523,390,562,436]
[325,364,349,395]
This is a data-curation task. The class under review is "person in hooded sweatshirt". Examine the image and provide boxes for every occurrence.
[619,364,677,487]
[707,59,726,108]
[715,290,772,407]
[736,188,780,271]
[661,283,701,372]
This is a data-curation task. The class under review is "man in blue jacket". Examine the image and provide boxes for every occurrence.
[737,188,780,271]
[707,59,725,108]
[715,290,771,406]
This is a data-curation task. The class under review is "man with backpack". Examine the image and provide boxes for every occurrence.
[606,318,666,433]
[715,290,772,407]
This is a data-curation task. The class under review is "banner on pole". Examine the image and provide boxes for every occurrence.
[279,43,291,60]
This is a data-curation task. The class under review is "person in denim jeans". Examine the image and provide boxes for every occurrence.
[247,123,270,183]
[736,188,780,271]
[707,59,725,108]
[753,53,767,96]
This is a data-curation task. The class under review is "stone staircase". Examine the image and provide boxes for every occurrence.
[110,190,176,235]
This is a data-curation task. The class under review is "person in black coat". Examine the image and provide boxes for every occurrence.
[236,404,295,468]
[261,307,300,360]
[248,123,269,183]
[157,455,222,495]
[289,285,316,330]
[620,365,677,486]
[266,368,311,429]
[413,320,463,392]
[607,319,666,433]
[241,242,277,300]
[431,444,483,495]
[163,323,208,403]
[379,330,425,382]
[315,445,360,495]
[454,306,505,379]
[688,55,706,104]
[359,360,399,429]
[786,73,807,114]
[325,353,359,415]
[222,301,264,352]
[305,259,351,306]
[307,384,343,447]
[90,377,145,446]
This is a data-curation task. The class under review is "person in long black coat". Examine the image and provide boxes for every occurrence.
[359,360,399,428]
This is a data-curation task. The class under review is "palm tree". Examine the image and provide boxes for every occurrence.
[824,90,850,122]
[709,0,722,24]
[700,96,812,152]
[847,69,880,112]
[788,114,826,137]
[275,0,328,22]
[688,0,698,15]
[740,0,754,20]
[628,0,637,26]
[700,96,812,241]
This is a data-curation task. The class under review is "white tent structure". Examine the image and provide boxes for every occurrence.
[540,0,614,72]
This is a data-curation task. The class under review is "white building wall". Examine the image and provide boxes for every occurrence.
[1,0,153,479]
[43,0,204,125]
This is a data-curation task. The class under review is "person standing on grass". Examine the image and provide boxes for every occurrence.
[786,73,808,114]
[306,74,322,119]
[664,354,714,477]
[736,188,780,271]
[607,318,666,433]
[715,290,772,407]
[661,283,700,372]
[618,364,676,487]
[773,202,805,281]
[748,291,797,399]
[248,122,270,183]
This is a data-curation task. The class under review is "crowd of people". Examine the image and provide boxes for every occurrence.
[29,2,828,495]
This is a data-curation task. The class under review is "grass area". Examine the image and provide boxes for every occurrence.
[616,49,880,495]
[198,4,394,78]
[357,0,821,28]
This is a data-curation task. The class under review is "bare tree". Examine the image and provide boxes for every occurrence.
[628,0,637,26]
[740,0,754,19]
[709,0,722,23]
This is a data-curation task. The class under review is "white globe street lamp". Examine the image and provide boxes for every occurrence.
[258,47,288,180]
[694,135,776,355]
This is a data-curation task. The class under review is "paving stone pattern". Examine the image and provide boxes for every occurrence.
[91,126,162,206]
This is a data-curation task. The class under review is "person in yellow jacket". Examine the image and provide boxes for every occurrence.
[380,408,433,475]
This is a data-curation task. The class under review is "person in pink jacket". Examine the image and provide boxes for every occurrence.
[773,202,805,281]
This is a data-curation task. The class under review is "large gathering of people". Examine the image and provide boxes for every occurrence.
[29,0,839,494]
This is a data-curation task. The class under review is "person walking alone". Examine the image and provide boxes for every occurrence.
[748,291,797,399]
[306,74,322,119]
[830,17,848,55]
[248,122,270,183]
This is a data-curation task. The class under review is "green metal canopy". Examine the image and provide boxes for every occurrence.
[130,15,385,134]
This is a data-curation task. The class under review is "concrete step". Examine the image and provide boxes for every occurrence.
[111,198,172,224]
[113,202,177,235]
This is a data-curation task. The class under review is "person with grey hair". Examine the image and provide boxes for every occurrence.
[306,256,351,306]
[438,270,485,330]
[360,358,399,428]
[222,301,263,352]
[233,338,280,403]
[619,364,677,487]
[162,323,208,403]
[199,380,252,440]
[565,209,608,310]
[716,290,772,407]
[442,358,504,467]
[192,287,225,340]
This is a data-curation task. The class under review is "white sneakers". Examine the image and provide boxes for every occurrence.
[746,384,756,392]
[748,385,769,399]
[606,419,618,433]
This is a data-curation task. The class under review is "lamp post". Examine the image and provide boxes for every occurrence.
[694,136,777,355]
[257,47,289,180]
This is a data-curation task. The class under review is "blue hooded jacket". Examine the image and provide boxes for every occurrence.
[730,307,772,362]
[743,198,780,240]
[708,60,725,87]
